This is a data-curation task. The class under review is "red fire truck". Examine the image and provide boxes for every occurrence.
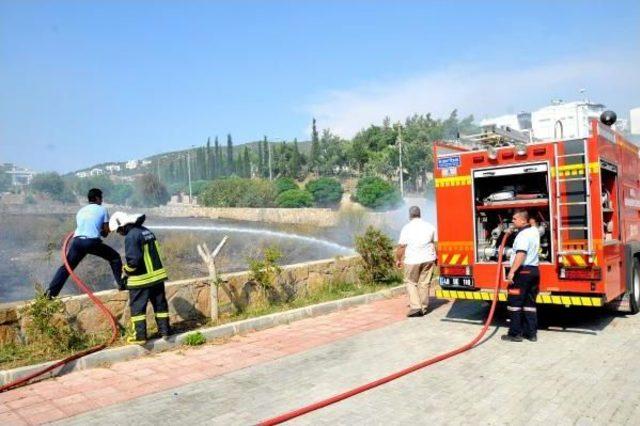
[433,114,640,313]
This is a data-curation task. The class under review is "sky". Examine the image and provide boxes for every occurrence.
[1,0,639,173]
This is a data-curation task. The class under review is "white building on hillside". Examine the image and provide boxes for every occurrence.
[75,171,89,178]
[125,160,139,170]
[90,168,104,176]
[105,164,121,173]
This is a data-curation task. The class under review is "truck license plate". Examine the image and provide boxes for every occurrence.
[439,276,474,287]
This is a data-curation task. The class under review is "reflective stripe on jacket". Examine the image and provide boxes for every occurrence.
[124,226,168,288]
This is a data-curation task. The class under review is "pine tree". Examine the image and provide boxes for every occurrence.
[226,134,234,176]
[243,146,251,178]
[310,118,320,175]
[214,136,221,178]
[292,138,301,178]
[205,137,212,179]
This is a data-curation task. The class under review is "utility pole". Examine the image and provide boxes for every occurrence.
[187,150,193,203]
[397,123,404,197]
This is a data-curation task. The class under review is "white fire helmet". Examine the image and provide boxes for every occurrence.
[109,211,145,232]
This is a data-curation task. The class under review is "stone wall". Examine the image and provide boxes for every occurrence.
[0,255,361,345]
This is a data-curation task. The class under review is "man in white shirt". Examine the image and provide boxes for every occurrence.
[395,206,438,317]
[502,209,540,342]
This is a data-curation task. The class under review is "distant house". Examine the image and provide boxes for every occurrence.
[75,171,89,178]
[140,160,152,167]
[90,168,104,176]
[105,164,121,173]
[125,160,139,170]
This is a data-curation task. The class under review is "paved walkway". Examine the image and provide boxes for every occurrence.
[2,294,640,425]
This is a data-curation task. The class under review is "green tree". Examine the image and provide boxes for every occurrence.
[355,176,402,210]
[30,173,66,201]
[275,177,298,194]
[132,174,170,207]
[262,136,269,178]
[214,136,222,178]
[291,138,301,178]
[243,146,251,178]
[354,226,397,283]
[110,184,134,205]
[205,137,212,180]
[305,177,343,207]
[226,134,234,176]
[276,189,314,208]
[310,118,320,174]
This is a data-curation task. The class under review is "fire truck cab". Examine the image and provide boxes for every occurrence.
[434,114,640,313]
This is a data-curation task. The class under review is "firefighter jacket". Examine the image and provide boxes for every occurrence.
[123,225,168,289]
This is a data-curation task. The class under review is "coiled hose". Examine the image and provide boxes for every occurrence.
[258,232,511,425]
[0,232,119,393]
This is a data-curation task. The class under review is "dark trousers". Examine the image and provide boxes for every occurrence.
[129,282,171,341]
[507,265,540,338]
[47,237,124,298]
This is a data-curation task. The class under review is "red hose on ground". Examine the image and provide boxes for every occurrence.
[258,233,512,426]
[0,232,119,393]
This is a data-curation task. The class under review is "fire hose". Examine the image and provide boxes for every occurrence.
[0,232,119,393]
[258,231,512,425]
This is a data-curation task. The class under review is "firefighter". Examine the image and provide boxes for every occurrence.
[502,209,540,342]
[46,188,126,298]
[109,212,171,344]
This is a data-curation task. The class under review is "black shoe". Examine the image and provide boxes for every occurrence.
[524,335,537,342]
[407,309,424,318]
[501,334,523,342]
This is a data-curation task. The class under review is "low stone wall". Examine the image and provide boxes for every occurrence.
[149,205,341,227]
[0,255,361,345]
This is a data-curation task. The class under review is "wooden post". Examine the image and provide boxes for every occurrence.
[197,236,228,322]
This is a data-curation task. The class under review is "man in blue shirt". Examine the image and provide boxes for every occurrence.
[45,188,126,298]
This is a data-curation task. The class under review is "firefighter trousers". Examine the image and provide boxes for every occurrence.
[128,282,171,343]
[507,265,539,338]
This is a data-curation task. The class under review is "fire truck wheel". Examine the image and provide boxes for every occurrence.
[629,258,640,315]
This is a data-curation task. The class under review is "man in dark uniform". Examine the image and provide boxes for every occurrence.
[502,209,540,342]
[109,212,171,344]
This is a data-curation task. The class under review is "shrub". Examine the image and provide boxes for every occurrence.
[110,184,134,205]
[355,176,402,210]
[275,177,299,194]
[131,174,170,207]
[30,173,67,202]
[276,189,314,208]
[305,177,343,207]
[248,246,283,303]
[183,331,206,346]
[199,178,277,207]
[354,226,398,284]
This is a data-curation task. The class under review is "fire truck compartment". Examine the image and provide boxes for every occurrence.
[473,162,552,263]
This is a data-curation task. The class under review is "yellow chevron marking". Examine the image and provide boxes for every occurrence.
[551,162,600,177]
[436,289,603,307]
[572,255,587,267]
[581,297,592,306]
[449,254,461,265]
[441,254,449,264]
[461,255,469,266]
[541,294,551,303]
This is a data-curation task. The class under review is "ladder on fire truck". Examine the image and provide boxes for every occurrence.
[553,139,594,262]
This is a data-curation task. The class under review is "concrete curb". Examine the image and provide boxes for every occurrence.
[0,285,404,386]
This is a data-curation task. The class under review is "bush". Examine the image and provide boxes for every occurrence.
[305,177,343,207]
[248,246,283,305]
[131,174,170,207]
[275,177,299,194]
[30,173,69,202]
[110,184,133,205]
[276,189,314,208]
[354,226,398,284]
[183,331,206,346]
[355,176,402,210]
[200,178,277,207]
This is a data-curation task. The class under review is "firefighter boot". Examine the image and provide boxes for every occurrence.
[155,312,172,338]
[128,314,147,344]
